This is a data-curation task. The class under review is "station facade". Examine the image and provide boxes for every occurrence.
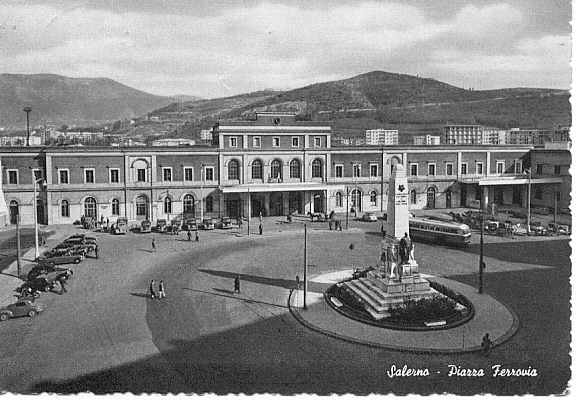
[0,112,570,226]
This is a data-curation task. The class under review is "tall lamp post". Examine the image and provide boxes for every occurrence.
[525,168,532,234]
[478,209,485,294]
[23,107,32,147]
[33,177,45,259]
[200,164,205,222]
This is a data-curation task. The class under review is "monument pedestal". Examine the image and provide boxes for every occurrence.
[342,263,436,320]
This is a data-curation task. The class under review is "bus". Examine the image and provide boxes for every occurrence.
[409,217,471,246]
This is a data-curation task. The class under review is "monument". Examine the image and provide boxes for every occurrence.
[341,164,436,320]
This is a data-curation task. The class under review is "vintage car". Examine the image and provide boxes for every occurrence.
[201,218,215,230]
[154,219,167,232]
[216,217,234,229]
[37,253,83,266]
[113,218,128,235]
[360,212,378,222]
[0,300,44,321]
[140,220,152,233]
[27,265,73,281]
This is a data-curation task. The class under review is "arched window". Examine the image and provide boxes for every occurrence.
[427,187,436,209]
[370,191,377,206]
[61,200,70,217]
[271,159,282,180]
[351,189,362,212]
[335,192,343,207]
[164,197,172,214]
[410,189,417,205]
[228,159,240,180]
[84,197,97,218]
[112,198,120,215]
[206,196,214,213]
[252,159,263,180]
[183,194,195,214]
[311,159,323,178]
[289,159,301,179]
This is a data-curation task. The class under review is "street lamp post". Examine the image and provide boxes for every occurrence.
[23,107,31,147]
[200,164,205,222]
[478,210,485,294]
[16,214,22,278]
[303,223,308,310]
[33,177,44,259]
[526,168,532,234]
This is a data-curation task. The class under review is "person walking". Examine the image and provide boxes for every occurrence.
[158,280,166,299]
[57,275,68,294]
[195,230,199,242]
[187,230,192,241]
[151,238,156,252]
[295,275,300,290]
[259,211,263,224]
[259,223,263,235]
[149,279,156,299]
[481,333,492,356]
[95,244,99,259]
[234,275,241,294]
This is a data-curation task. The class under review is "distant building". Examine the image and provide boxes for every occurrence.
[200,129,213,141]
[552,126,571,143]
[51,130,104,145]
[365,129,398,145]
[0,134,42,146]
[151,138,196,147]
[506,128,553,145]
[413,135,440,145]
[444,124,506,145]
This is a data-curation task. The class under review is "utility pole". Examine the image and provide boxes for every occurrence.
[23,106,32,147]
[345,186,349,230]
[478,210,485,294]
[554,190,558,226]
[16,214,22,279]
[303,223,308,310]
[526,168,532,234]
[33,178,40,259]
[247,186,251,236]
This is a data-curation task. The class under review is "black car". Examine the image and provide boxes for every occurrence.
[28,265,73,281]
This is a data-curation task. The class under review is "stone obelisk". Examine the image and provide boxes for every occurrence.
[387,164,410,240]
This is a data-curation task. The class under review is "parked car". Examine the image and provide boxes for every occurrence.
[0,300,44,321]
[201,218,215,230]
[529,222,547,236]
[216,217,234,229]
[154,219,167,232]
[360,212,378,222]
[28,265,73,281]
[37,254,83,266]
[512,223,528,236]
[182,219,198,231]
[548,223,570,235]
[112,217,128,235]
[140,220,152,233]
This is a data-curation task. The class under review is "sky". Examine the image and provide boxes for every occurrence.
[0,0,571,98]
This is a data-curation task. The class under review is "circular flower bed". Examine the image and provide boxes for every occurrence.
[324,280,474,331]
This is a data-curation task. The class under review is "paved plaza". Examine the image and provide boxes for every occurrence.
[0,217,571,394]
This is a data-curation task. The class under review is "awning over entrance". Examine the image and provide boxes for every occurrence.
[459,176,564,186]
[220,183,341,193]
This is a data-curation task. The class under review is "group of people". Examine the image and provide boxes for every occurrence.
[186,230,200,242]
[149,279,166,299]
[327,210,343,231]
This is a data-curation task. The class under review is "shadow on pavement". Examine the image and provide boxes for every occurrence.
[184,287,288,309]
[130,292,151,299]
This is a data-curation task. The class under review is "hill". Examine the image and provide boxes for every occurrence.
[153,71,569,139]
[0,74,174,128]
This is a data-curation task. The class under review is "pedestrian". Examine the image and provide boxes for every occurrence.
[259,223,263,235]
[187,230,192,241]
[195,230,199,242]
[149,279,156,299]
[295,275,300,289]
[95,244,99,259]
[158,280,166,299]
[481,333,492,356]
[40,232,47,246]
[57,275,67,294]
[328,219,333,230]
[234,275,241,294]
[151,238,156,252]
[259,211,263,224]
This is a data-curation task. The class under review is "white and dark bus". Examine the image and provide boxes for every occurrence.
[409,217,471,246]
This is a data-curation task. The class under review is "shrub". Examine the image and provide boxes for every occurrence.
[389,295,457,322]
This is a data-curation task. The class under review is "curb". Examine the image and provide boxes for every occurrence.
[287,286,520,355]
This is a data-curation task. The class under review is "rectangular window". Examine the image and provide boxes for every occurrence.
[184,167,194,181]
[7,170,18,184]
[496,161,504,174]
[445,163,453,176]
[536,164,543,175]
[314,137,321,147]
[514,160,523,174]
[272,137,280,147]
[476,162,484,175]
[292,137,300,147]
[554,165,561,175]
[370,164,378,177]
[137,168,146,182]
[353,164,361,178]
[109,168,120,183]
[204,166,214,181]
[84,168,95,184]
[32,169,43,181]
[252,137,261,148]
[229,137,237,148]
[535,187,543,200]
[460,163,468,175]
[162,167,172,182]
[428,163,436,176]
[410,163,418,176]
[58,169,69,184]
[335,164,343,178]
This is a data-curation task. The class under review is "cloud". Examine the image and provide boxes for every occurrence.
[0,1,570,97]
